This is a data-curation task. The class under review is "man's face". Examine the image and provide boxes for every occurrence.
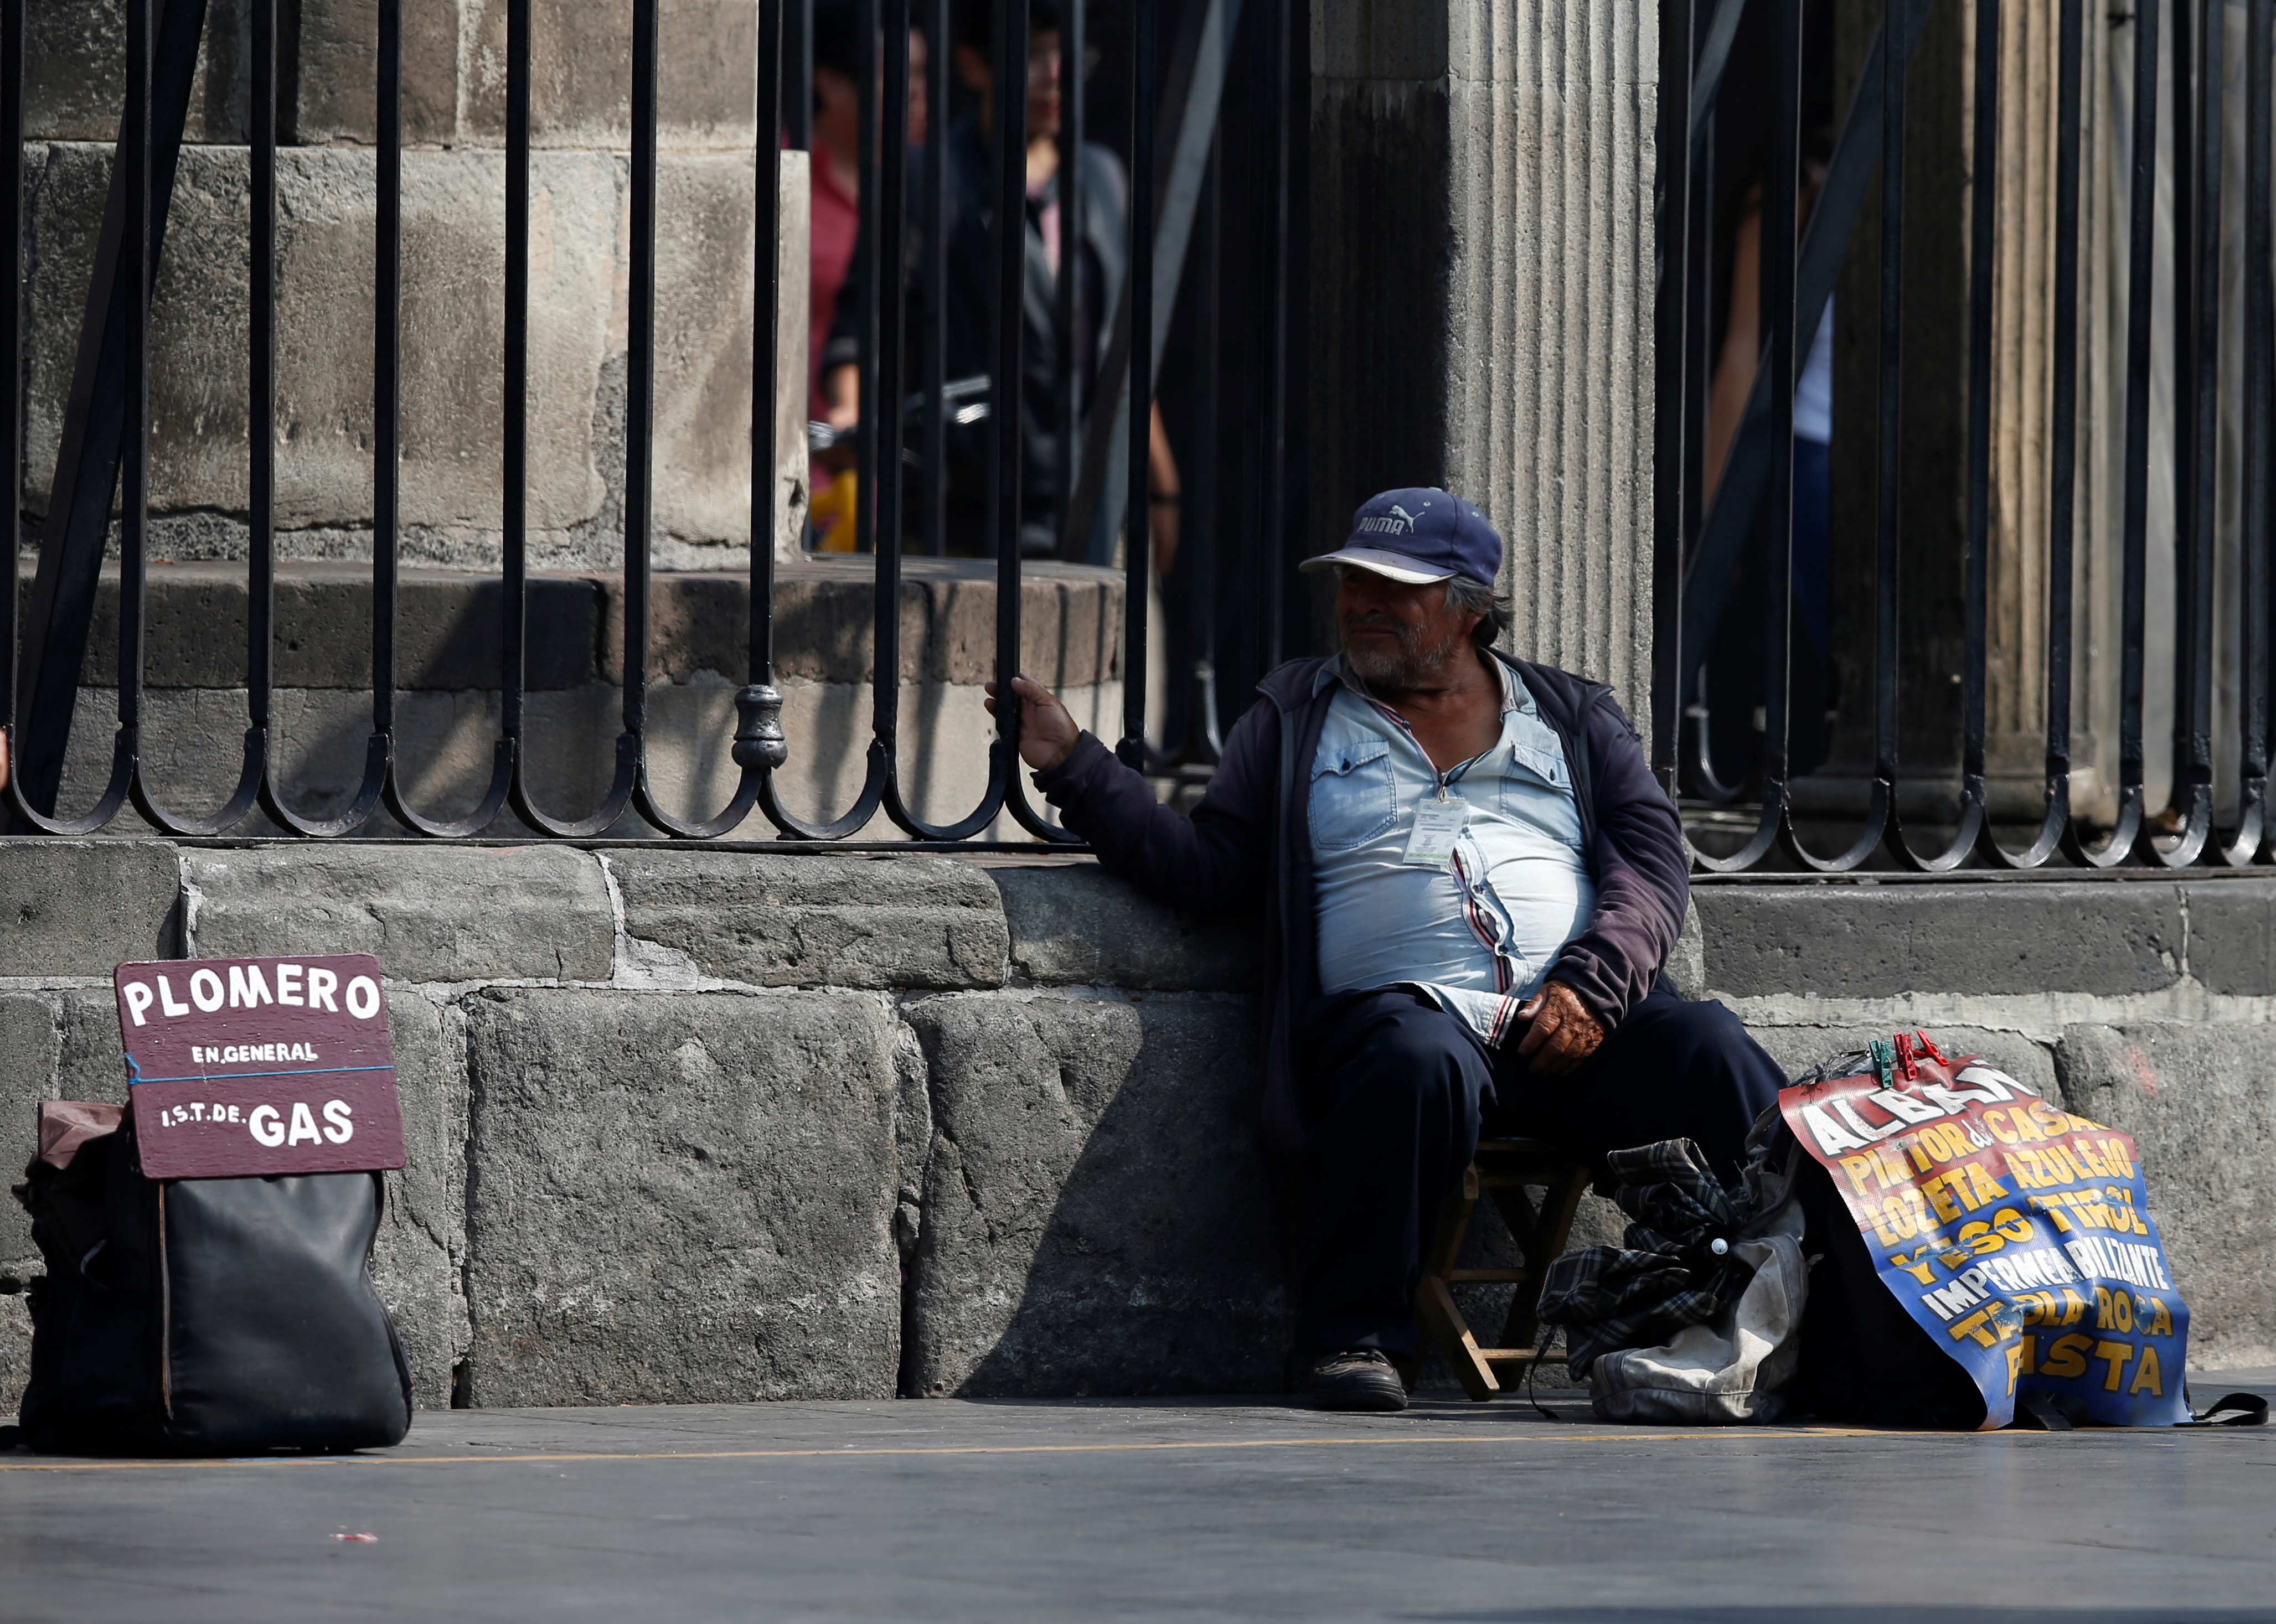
[1335,566,1480,692]
[953,28,1062,141]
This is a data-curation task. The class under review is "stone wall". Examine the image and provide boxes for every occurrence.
[3,844,2272,1418]
[0,842,1284,1408]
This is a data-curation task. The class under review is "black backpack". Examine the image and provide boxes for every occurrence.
[12,1102,413,1455]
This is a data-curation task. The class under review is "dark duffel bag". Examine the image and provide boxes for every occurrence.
[12,1101,412,1455]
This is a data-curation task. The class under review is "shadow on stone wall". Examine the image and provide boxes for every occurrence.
[902,991,1290,1399]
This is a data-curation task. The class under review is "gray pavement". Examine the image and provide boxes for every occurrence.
[3,1377,2274,1622]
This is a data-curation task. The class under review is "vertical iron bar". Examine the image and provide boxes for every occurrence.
[992,0,1029,575]
[1704,0,1800,873]
[754,0,888,839]
[254,0,376,834]
[998,0,1046,827]
[136,0,273,835]
[249,0,275,762]
[1120,0,1155,767]
[1762,0,1799,814]
[854,0,881,563]
[1685,113,1713,559]
[2242,0,2274,860]
[921,0,948,557]
[626,0,659,782]
[2032,0,2088,865]
[785,0,814,150]
[1790,0,1893,871]
[373,0,401,753]
[1683,109,1718,798]
[1959,0,2032,867]
[2098,0,2160,863]
[651,0,788,838]
[1959,0,1995,832]
[740,0,805,831]
[0,0,20,765]
[992,0,1031,787]
[2172,0,2223,862]
[1702,0,1802,868]
[503,0,529,761]
[1262,0,1289,671]
[602,0,693,834]
[883,0,1009,838]
[1908,0,2002,868]
[502,0,625,836]
[1001,0,1083,840]
[118,0,148,763]
[366,0,509,836]
[1055,0,1083,552]
[1187,131,1224,761]
[876,0,911,766]
[1867,0,1906,857]
[1651,0,1692,798]
[2167,0,2202,836]
[753,0,783,683]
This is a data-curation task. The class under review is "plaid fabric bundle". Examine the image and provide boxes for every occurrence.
[1536,1137,1756,1378]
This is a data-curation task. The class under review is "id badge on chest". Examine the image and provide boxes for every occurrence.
[1402,795,1467,868]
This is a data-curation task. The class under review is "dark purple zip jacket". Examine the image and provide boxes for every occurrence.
[1034,651,1690,1158]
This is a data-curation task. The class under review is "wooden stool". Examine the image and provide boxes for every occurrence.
[1415,1137,1592,1401]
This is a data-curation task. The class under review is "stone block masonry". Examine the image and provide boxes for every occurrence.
[461,987,905,1405]
[1,843,2272,1412]
[0,843,1290,1408]
[901,990,1284,1398]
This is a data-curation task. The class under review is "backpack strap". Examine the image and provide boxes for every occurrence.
[2180,1390,2269,1428]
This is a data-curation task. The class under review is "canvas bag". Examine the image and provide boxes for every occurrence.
[12,1101,414,1454]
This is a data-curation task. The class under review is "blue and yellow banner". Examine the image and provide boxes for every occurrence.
[1782,1035,2188,1429]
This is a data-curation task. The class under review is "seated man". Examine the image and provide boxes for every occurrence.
[988,487,1787,1412]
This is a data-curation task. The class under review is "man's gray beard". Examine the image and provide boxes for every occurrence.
[1339,618,1473,695]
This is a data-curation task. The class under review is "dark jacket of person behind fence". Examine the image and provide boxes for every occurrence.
[823,111,1126,556]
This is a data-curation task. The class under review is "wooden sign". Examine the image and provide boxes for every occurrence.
[113,954,406,1180]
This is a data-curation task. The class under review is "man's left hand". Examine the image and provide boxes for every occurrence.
[1514,981,1606,1076]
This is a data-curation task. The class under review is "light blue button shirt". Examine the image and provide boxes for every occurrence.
[1310,659,1597,1046]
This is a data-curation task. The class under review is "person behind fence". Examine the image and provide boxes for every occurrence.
[804,0,930,549]
[822,0,1178,562]
[986,487,1789,1412]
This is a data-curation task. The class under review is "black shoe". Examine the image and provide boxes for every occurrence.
[1307,1348,1410,1413]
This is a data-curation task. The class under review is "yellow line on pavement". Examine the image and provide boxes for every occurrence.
[0,1426,1917,1471]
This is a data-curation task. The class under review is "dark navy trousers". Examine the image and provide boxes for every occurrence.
[1292,982,1787,1358]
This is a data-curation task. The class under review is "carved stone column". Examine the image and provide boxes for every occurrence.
[1309,0,1659,729]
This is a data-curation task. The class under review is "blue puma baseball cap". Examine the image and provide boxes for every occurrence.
[1298,487,1503,586]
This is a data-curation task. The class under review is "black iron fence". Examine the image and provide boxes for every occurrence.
[1656,0,2276,872]
[0,0,1301,841]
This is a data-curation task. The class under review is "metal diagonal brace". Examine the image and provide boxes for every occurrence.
[12,0,209,818]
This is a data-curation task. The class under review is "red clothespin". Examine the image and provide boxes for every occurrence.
[1893,1031,1919,1083]
[1912,1031,1948,1066]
